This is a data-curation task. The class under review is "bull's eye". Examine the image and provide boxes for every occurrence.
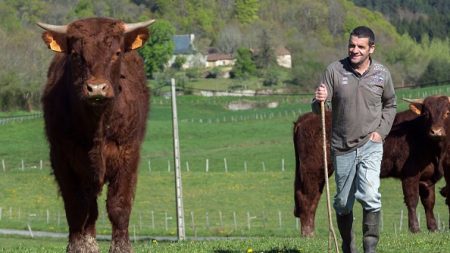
[71,50,82,60]
[445,110,450,119]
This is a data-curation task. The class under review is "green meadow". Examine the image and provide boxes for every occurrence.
[0,85,449,252]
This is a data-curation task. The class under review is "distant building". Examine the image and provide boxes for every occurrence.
[275,47,292,69]
[167,34,206,69]
[206,53,235,68]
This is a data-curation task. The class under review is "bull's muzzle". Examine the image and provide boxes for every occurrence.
[85,82,112,99]
[430,127,445,138]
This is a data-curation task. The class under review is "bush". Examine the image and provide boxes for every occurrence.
[206,67,221,79]
[185,67,203,80]
[172,56,187,70]
[262,69,280,86]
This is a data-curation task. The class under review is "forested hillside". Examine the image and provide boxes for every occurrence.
[352,0,450,41]
[0,0,449,111]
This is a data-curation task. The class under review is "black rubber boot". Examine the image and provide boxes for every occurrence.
[363,210,380,253]
[336,212,358,253]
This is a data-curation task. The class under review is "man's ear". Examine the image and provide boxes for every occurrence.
[42,31,66,53]
[409,103,423,115]
[125,28,149,51]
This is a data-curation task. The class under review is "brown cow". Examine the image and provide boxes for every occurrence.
[38,17,154,252]
[293,96,449,237]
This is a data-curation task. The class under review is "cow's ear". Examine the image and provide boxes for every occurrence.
[409,103,423,115]
[125,28,149,51]
[42,31,66,53]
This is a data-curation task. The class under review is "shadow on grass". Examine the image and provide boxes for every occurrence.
[214,249,300,253]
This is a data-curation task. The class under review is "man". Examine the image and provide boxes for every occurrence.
[312,26,396,253]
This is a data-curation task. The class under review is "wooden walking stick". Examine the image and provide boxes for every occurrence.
[320,101,340,253]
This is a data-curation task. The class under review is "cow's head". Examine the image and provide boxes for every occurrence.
[404,96,450,139]
[38,18,154,106]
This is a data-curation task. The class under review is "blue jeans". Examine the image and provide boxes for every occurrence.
[333,140,383,215]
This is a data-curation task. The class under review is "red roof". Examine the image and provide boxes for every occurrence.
[207,53,234,62]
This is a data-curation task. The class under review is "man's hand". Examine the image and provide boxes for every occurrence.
[315,83,328,102]
[370,132,382,143]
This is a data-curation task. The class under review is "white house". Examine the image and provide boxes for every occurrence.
[206,53,235,68]
[167,34,206,69]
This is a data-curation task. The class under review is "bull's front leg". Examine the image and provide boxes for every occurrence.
[419,182,438,231]
[401,176,420,233]
[51,149,99,253]
[106,158,138,253]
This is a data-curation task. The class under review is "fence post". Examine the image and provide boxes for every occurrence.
[247,212,256,230]
[224,158,228,173]
[399,210,403,232]
[278,211,282,228]
[27,224,34,238]
[190,211,195,230]
[233,211,237,230]
[151,211,155,230]
[1,160,5,172]
[206,159,209,173]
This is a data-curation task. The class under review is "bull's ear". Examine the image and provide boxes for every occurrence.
[125,28,149,51]
[41,31,66,53]
[409,103,423,115]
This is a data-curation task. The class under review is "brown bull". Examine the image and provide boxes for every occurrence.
[293,96,449,237]
[38,17,154,252]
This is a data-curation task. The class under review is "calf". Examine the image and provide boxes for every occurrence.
[293,96,449,237]
[38,17,154,252]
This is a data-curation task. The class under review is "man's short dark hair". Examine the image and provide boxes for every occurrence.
[350,26,375,46]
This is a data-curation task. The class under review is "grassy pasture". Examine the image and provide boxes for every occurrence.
[0,84,449,251]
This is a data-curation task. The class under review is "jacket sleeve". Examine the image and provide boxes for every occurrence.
[311,66,333,114]
[375,71,397,139]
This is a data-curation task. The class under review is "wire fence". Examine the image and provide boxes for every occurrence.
[0,113,42,125]
[0,205,447,239]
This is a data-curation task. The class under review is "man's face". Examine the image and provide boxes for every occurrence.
[348,35,375,67]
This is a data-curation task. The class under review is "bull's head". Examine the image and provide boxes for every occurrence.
[37,18,154,106]
[403,96,450,139]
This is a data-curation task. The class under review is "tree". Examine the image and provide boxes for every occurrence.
[216,23,242,54]
[231,47,256,79]
[235,0,260,24]
[419,58,450,85]
[139,20,175,78]
[253,28,276,69]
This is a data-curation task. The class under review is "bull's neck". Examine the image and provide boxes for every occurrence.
[73,102,114,141]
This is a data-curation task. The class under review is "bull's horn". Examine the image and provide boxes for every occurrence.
[124,19,155,33]
[36,22,68,34]
[402,98,424,104]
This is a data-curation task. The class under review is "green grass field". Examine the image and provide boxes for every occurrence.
[0,84,449,252]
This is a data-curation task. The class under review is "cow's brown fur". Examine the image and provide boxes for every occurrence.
[293,96,449,237]
[40,18,150,252]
